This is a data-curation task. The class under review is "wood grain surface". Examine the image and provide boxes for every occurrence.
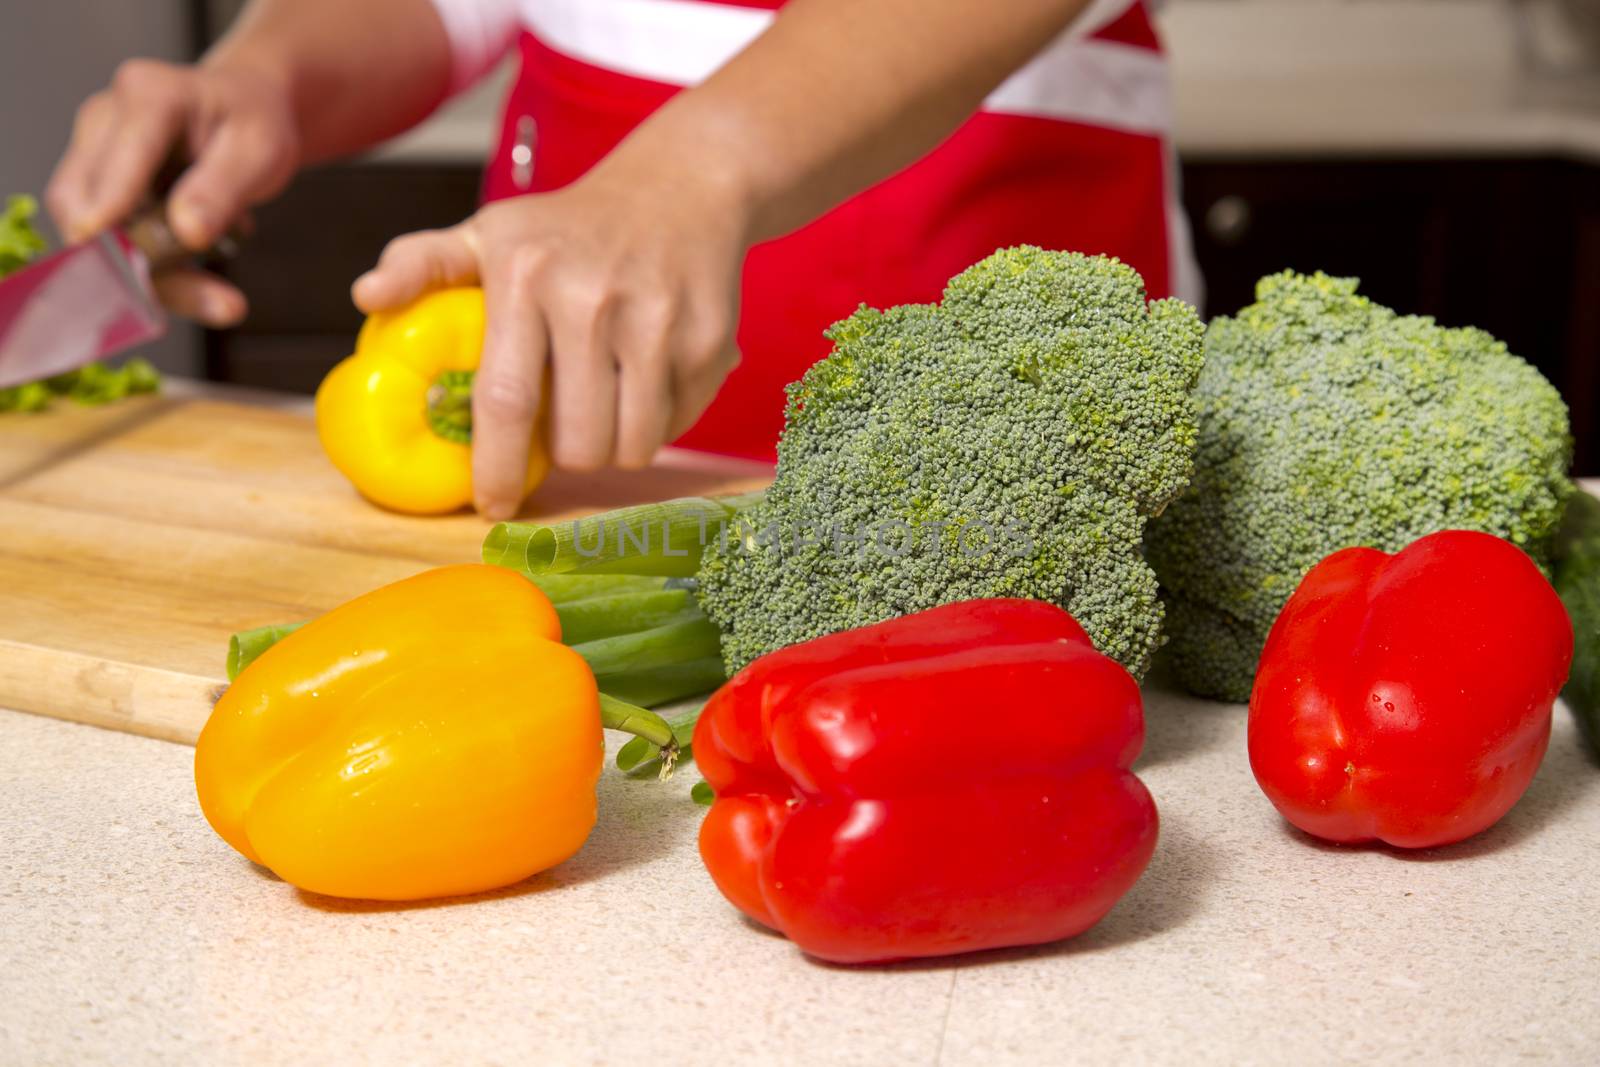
[0,386,771,744]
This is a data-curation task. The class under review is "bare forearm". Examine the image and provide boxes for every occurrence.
[205,0,453,164]
[609,0,1093,242]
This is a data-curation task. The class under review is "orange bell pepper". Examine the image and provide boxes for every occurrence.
[194,564,602,900]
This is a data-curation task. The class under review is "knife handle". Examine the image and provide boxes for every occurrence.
[123,205,243,274]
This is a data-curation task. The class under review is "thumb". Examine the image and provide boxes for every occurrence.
[352,226,481,312]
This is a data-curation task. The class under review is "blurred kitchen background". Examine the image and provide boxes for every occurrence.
[3,0,1598,470]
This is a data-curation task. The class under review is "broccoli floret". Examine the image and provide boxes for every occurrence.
[1146,270,1574,701]
[697,246,1205,678]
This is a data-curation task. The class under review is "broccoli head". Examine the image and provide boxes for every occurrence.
[1147,270,1574,702]
[697,246,1205,678]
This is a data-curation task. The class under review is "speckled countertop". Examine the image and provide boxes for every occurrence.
[4,668,1598,1065]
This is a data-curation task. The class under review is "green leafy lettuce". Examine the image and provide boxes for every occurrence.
[0,194,160,412]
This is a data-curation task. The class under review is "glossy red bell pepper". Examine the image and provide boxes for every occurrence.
[1249,530,1573,849]
[693,599,1158,964]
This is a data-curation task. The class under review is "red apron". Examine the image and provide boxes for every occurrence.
[481,0,1188,461]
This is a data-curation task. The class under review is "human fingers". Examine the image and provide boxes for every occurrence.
[611,293,676,469]
[544,269,619,472]
[351,227,481,312]
[472,246,550,518]
[70,60,192,238]
[150,268,248,326]
[166,114,296,249]
[45,91,118,240]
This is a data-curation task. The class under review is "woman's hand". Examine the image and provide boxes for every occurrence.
[352,0,1096,516]
[352,157,749,519]
[44,0,455,328]
[45,58,301,327]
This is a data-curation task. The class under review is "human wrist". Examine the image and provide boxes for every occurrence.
[202,35,295,97]
[595,101,779,246]
[200,42,304,150]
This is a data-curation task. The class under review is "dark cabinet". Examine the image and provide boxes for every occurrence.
[1182,157,1599,472]
[206,155,1599,472]
[203,165,483,393]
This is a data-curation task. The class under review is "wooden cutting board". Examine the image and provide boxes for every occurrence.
[0,384,771,745]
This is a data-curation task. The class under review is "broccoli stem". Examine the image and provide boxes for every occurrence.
[481,492,764,578]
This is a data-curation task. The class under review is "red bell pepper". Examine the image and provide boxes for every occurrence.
[1249,530,1573,849]
[692,599,1158,964]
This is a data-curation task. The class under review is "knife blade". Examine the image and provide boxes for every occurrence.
[0,226,167,390]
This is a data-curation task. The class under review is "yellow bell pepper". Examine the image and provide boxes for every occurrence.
[194,564,601,901]
[315,287,549,515]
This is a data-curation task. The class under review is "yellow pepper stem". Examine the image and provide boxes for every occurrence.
[425,369,475,444]
[597,692,681,780]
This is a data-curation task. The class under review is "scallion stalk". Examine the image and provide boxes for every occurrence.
[569,615,723,678]
[226,622,307,680]
[616,702,706,775]
[229,612,721,699]
[554,588,698,645]
[225,621,686,773]
[594,656,725,709]
[598,692,681,778]
[225,574,670,680]
[481,491,764,578]
[527,573,668,602]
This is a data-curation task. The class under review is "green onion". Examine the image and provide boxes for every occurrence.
[223,494,758,787]
[569,615,723,678]
[225,622,685,772]
[616,702,706,776]
[226,622,307,680]
[228,611,722,698]
[482,492,763,577]
[595,656,725,710]
[224,574,674,680]
[527,573,669,602]
[598,693,680,778]
[554,588,699,645]
[227,612,721,701]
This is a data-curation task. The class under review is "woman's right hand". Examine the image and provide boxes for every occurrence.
[44,58,301,326]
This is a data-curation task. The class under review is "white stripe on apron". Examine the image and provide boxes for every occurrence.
[521,0,1172,137]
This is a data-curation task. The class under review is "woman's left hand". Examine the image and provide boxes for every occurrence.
[352,156,748,519]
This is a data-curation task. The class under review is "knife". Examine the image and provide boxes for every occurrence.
[0,208,217,390]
